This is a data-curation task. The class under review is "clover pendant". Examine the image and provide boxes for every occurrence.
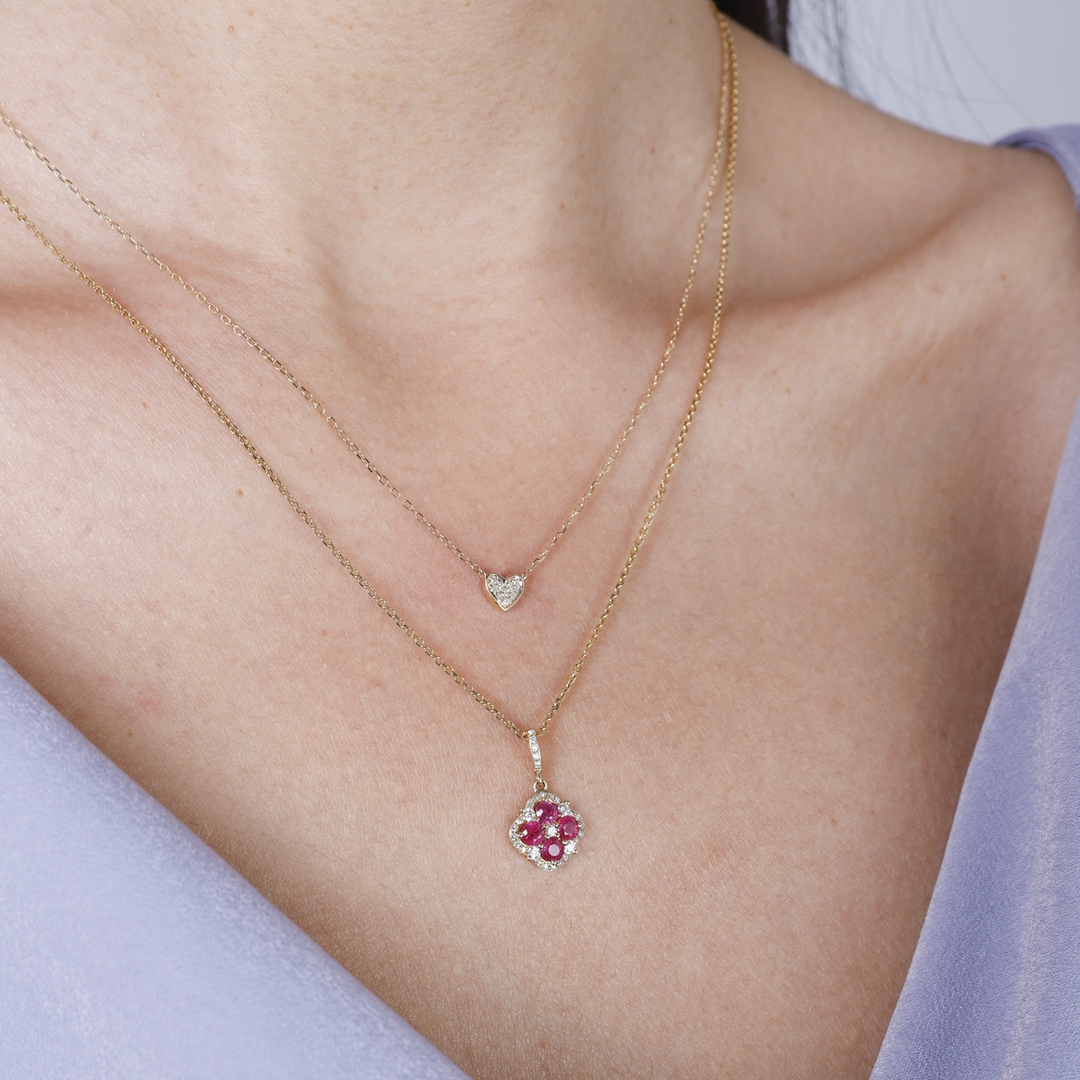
[509,730,583,870]
[510,790,583,870]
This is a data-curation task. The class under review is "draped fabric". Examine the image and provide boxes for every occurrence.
[1,127,1078,1079]
[0,659,468,1078]
[869,124,1080,1080]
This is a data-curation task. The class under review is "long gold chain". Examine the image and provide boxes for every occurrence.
[0,40,726,589]
[0,17,737,741]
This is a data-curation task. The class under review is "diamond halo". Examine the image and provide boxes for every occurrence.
[510,790,583,871]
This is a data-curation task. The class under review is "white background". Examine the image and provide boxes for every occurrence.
[792,0,1080,142]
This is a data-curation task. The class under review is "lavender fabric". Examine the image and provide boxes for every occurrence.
[870,125,1080,1079]
[0,659,469,1079]
[997,127,1080,212]
[0,127,1077,1079]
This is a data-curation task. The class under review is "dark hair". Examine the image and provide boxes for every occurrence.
[715,0,790,54]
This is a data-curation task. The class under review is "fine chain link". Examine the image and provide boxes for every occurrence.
[0,16,737,740]
[0,52,727,584]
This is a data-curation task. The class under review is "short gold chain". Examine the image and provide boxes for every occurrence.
[0,32,726,583]
[0,16,737,740]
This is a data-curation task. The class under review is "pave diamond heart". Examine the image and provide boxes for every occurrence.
[484,573,525,611]
[510,790,584,871]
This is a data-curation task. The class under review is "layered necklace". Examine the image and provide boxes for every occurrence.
[0,14,738,870]
[1,60,720,615]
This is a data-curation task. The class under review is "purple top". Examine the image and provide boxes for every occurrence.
[869,124,1080,1079]
[2,127,1079,1079]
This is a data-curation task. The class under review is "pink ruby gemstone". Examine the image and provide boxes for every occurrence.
[519,820,542,846]
[540,837,564,862]
[535,801,558,825]
[558,815,578,841]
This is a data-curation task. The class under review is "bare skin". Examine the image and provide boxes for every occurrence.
[1,1,1079,1076]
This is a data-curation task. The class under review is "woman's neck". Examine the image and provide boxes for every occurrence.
[0,0,723,319]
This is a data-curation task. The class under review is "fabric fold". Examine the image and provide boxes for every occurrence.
[0,658,469,1080]
[871,124,1080,1080]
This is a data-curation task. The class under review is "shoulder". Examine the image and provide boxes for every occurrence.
[725,23,1080,553]
[727,22,1080,307]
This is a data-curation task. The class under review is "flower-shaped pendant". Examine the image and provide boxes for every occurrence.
[509,730,583,870]
[510,790,583,870]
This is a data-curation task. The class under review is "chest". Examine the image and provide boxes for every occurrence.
[1,301,1029,1079]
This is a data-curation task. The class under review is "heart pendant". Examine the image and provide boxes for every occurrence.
[484,572,525,611]
[510,790,583,871]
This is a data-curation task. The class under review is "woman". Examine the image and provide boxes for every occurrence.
[1,1,1078,1076]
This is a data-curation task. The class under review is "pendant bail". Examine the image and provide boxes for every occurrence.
[526,730,546,792]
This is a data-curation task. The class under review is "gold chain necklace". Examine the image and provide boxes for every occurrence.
[0,15,737,870]
[0,57,725,616]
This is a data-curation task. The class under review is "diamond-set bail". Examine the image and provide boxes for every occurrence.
[510,730,583,870]
[527,730,545,790]
[484,572,525,611]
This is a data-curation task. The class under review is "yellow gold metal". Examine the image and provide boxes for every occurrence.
[0,15,738,746]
